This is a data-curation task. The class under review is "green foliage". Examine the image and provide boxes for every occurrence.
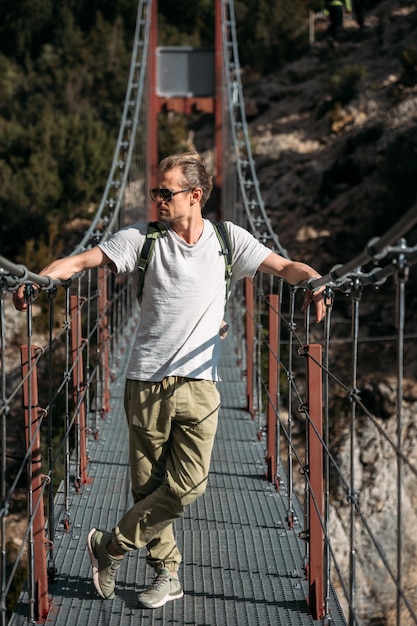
[0,0,137,61]
[158,0,311,72]
[0,0,316,260]
[159,0,215,47]
[399,46,417,86]
[234,0,310,73]
[19,223,67,317]
[158,113,190,160]
[0,112,113,259]
[0,3,133,260]
[329,64,367,105]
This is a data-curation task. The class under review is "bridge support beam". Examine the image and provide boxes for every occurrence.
[147,0,159,221]
[306,343,325,619]
[244,278,255,417]
[146,0,223,221]
[98,269,110,417]
[266,294,279,486]
[21,345,50,622]
[70,295,90,488]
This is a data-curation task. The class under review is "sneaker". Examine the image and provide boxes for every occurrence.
[137,567,184,609]
[87,528,123,599]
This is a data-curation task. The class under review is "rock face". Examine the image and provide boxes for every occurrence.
[330,392,417,624]
[242,2,417,624]
[246,1,417,268]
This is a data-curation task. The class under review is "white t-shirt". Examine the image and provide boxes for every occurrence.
[99,220,271,381]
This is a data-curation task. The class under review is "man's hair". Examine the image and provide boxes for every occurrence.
[159,152,213,208]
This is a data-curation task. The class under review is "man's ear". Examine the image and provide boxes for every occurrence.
[191,187,203,204]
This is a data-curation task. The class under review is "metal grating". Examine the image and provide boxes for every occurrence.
[9,333,347,626]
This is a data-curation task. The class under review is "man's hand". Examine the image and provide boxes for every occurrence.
[12,247,110,312]
[13,285,40,312]
[300,287,327,323]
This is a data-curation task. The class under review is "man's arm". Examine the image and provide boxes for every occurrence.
[13,246,112,311]
[258,251,326,323]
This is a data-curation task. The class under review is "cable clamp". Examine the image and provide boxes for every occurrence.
[347,489,360,505]
[366,236,386,261]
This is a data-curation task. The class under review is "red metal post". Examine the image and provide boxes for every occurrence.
[147,0,217,222]
[147,0,159,221]
[21,345,50,621]
[214,0,223,221]
[266,294,279,484]
[306,343,325,619]
[70,295,90,486]
[98,268,110,416]
[245,277,255,417]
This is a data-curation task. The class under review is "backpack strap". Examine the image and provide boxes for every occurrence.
[212,222,233,306]
[136,221,167,302]
[136,220,233,308]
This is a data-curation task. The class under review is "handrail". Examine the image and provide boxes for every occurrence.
[305,203,417,293]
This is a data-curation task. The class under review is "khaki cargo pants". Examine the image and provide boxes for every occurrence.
[112,376,220,572]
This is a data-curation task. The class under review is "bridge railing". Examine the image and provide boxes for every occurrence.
[0,2,152,618]
[228,226,417,625]
[0,261,138,625]
[220,1,417,621]
[2,217,417,625]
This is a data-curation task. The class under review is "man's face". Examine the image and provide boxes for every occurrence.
[154,167,194,223]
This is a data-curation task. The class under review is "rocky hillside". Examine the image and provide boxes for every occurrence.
[243,1,417,624]
[245,1,417,348]
[247,1,416,263]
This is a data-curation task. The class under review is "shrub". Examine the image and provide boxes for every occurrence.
[399,46,417,86]
[329,64,367,105]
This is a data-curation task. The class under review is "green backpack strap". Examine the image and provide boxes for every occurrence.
[136,220,233,307]
[136,221,167,302]
[212,222,233,306]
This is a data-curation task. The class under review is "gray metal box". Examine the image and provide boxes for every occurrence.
[156,47,215,98]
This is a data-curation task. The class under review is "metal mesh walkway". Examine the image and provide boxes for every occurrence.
[9,329,346,626]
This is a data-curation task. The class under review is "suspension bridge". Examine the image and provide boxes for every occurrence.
[1,1,417,625]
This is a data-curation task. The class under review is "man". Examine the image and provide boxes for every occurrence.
[14,152,326,609]
[352,0,366,30]
[325,0,352,45]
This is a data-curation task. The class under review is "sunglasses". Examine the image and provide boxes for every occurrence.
[149,188,192,203]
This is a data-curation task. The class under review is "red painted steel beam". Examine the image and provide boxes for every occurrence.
[147,0,159,221]
[70,295,90,487]
[21,345,50,622]
[214,0,223,221]
[156,98,214,115]
[306,343,325,620]
[245,278,255,417]
[98,269,110,417]
[147,0,218,219]
[266,295,279,484]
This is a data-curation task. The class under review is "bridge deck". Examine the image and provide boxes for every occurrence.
[9,329,346,626]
